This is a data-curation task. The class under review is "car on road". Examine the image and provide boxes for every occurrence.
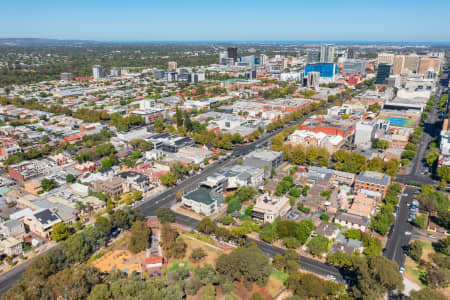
[399,267,405,274]
[326,275,336,281]
[405,231,412,235]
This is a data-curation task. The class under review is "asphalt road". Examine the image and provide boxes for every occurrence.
[172,213,344,280]
[397,86,445,186]
[0,245,56,296]
[383,186,418,268]
[137,94,347,217]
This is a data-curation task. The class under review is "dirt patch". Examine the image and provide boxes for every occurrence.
[91,249,146,274]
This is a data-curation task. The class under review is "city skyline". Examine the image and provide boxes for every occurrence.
[1,0,450,42]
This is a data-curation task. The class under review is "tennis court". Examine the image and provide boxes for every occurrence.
[381,116,415,128]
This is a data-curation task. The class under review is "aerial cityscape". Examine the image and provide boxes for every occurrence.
[0,1,449,300]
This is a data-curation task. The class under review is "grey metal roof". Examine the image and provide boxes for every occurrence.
[357,171,390,186]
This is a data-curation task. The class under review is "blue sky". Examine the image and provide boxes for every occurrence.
[1,0,449,42]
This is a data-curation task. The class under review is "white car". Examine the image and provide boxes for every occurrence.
[399,267,405,274]
[326,275,336,281]
[405,231,412,235]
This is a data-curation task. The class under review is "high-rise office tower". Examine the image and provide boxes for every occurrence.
[260,54,268,66]
[307,50,320,64]
[320,44,336,63]
[418,57,441,75]
[92,65,104,80]
[375,63,391,85]
[219,51,228,64]
[307,71,320,89]
[393,55,406,75]
[168,61,177,71]
[342,59,367,74]
[377,53,395,66]
[110,69,121,77]
[227,47,238,62]
[348,48,355,59]
[404,54,420,74]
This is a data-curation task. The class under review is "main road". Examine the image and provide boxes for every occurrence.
[397,85,447,186]
[172,212,344,280]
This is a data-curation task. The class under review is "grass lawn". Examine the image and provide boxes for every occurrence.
[405,258,427,288]
[270,270,289,284]
[404,240,435,287]
[168,259,193,273]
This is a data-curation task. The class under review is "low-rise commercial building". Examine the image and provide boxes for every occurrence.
[181,188,224,216]
[252,194,290,223]
[354,171,391,198]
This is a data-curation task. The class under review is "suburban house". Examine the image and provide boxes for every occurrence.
[313,222,340,239]
[0,219,25,238]
[23,208,61,239]
[0,236,23,256]
[334,211,370,232]
[329,233,364,255]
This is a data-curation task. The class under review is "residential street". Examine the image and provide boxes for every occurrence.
[383,186,418,268]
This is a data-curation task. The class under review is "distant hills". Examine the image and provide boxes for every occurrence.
[0,38,103,47]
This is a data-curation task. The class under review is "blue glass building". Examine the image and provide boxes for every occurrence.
[304,63,338,78]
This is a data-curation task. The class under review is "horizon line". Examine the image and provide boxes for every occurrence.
[1,37,450,45]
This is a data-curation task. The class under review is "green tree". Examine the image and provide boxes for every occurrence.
[415,214,428,229]
[41,178,57,192]
[345,229,362,240]
[307,235,329,257]
[200,284,216,300]
[52,222,70,241]
[161,223,186,259]
[197,217,217,234]
[95,216,112,235]
[191,247,207,261]
[156,207,175,223]
[65,174,76,183]
[296,219,314,244]
[284,237,301,249]
[227,198,241,213]
[88,284,111,300]
[408,240,423,262]
[425,151,440,168]
[286,272,347,299]
[250,292,265,300]
[215,247,272,287]
[127,220,151,253]
[437,165,450,183]
[160,171,177,186]
[410,288,447,300]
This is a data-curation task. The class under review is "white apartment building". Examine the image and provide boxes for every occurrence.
[354,121,376,147]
